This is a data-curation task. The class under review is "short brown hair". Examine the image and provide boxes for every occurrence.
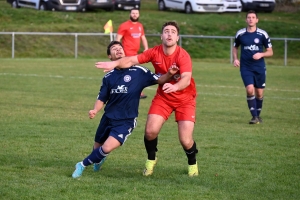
[246,10,257,18]
[161,21,180,34]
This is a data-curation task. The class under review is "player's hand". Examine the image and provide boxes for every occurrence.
[233,59,240,67]
[168,65,179,75]
[89,110,97,119]
[162,83,178,93]
[95,62,115,72]
[253,53,263,60]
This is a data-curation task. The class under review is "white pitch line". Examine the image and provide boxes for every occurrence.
[195,84,300,93]
[196,92,300,100]
[145,87,300,100]
[1,73,300,100]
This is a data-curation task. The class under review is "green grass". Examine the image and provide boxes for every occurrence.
[0,59,299,199]
[0,0,299,63]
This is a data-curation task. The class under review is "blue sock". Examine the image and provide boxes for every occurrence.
[256,97,263,116]
[82,147,108,167]
[247,95,257,117]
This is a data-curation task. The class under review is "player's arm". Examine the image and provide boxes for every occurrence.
[89,100,104,119]
[115,34,123,42]
[157,65,179,85]
[95,56,140,72]
[174,71,191,90]
[162,71,191,93]
[253,47,273,60]
[141,35,148,51]
[264,47,273,57]
[232,46,240,67]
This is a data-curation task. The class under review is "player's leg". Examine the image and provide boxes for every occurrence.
[72,115,109,178]
[246,84,260,123]
[93,142,104,172]
[85,136,121,166]
[144,114,165,157]
[143,96,171,176]
[92,119,136,173]
[93,116,110,171]
[143,114,165,176]
[255,88,264,123]
[254,70,266,123]
[72,119,135,178]
[93,142,102,149]
[241,71,259,124]
[178,121,198,177]
[72,136,121,178]
[175,98,198,177]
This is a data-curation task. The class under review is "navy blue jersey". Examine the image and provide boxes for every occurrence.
[234,28,272,72]
[97,65,159,120]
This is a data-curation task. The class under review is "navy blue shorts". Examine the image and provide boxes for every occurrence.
[240,70,266,88]
[94,115,137,145]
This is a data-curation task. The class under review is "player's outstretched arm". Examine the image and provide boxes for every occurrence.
[95,56,140,72]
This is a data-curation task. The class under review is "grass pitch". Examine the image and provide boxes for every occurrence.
[0,59,299,199]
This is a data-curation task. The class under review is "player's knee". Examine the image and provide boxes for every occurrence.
[179,138,194,149]
[145,129,158,140]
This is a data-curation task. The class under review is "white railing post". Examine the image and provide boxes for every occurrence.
[230,37,233,64]
[12,32,15,59]
[179,35,182,47]
[75,33,78,59]
[284,38,287,66]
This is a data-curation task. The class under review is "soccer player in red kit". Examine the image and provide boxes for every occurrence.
[116,8,148,56]
[96,21,198,177]
[116,8,148,99]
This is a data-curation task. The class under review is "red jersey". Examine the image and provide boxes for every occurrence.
[117,20,145,56]
[137,45,197,102]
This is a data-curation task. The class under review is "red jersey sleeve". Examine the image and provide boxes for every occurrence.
[137,47,155,64]
[117,21,127,36]
[176,48,192,73]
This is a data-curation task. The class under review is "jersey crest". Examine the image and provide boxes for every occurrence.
[124,75,131,82]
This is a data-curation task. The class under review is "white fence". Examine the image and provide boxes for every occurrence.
[0,32,299,66]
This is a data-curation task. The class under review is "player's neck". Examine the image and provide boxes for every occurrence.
[247,26,257,33]
[163,45,177,56]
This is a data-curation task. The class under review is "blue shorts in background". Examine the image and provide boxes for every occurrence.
[240,70,266,88]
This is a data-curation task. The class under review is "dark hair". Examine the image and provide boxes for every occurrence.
[161,21,180,34]
[107,41,123,55]
[130,8,139,12]
[246,10,257,18]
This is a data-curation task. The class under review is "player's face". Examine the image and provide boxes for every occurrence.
[108,44,125,61]
[130,10,139,22]
[161,25,179,47]
[246,13,258,28]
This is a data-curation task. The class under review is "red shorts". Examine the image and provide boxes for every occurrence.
[148,94,196,122]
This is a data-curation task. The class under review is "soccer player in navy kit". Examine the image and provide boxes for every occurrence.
[233,10,273,124]
[72,41,178,178]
